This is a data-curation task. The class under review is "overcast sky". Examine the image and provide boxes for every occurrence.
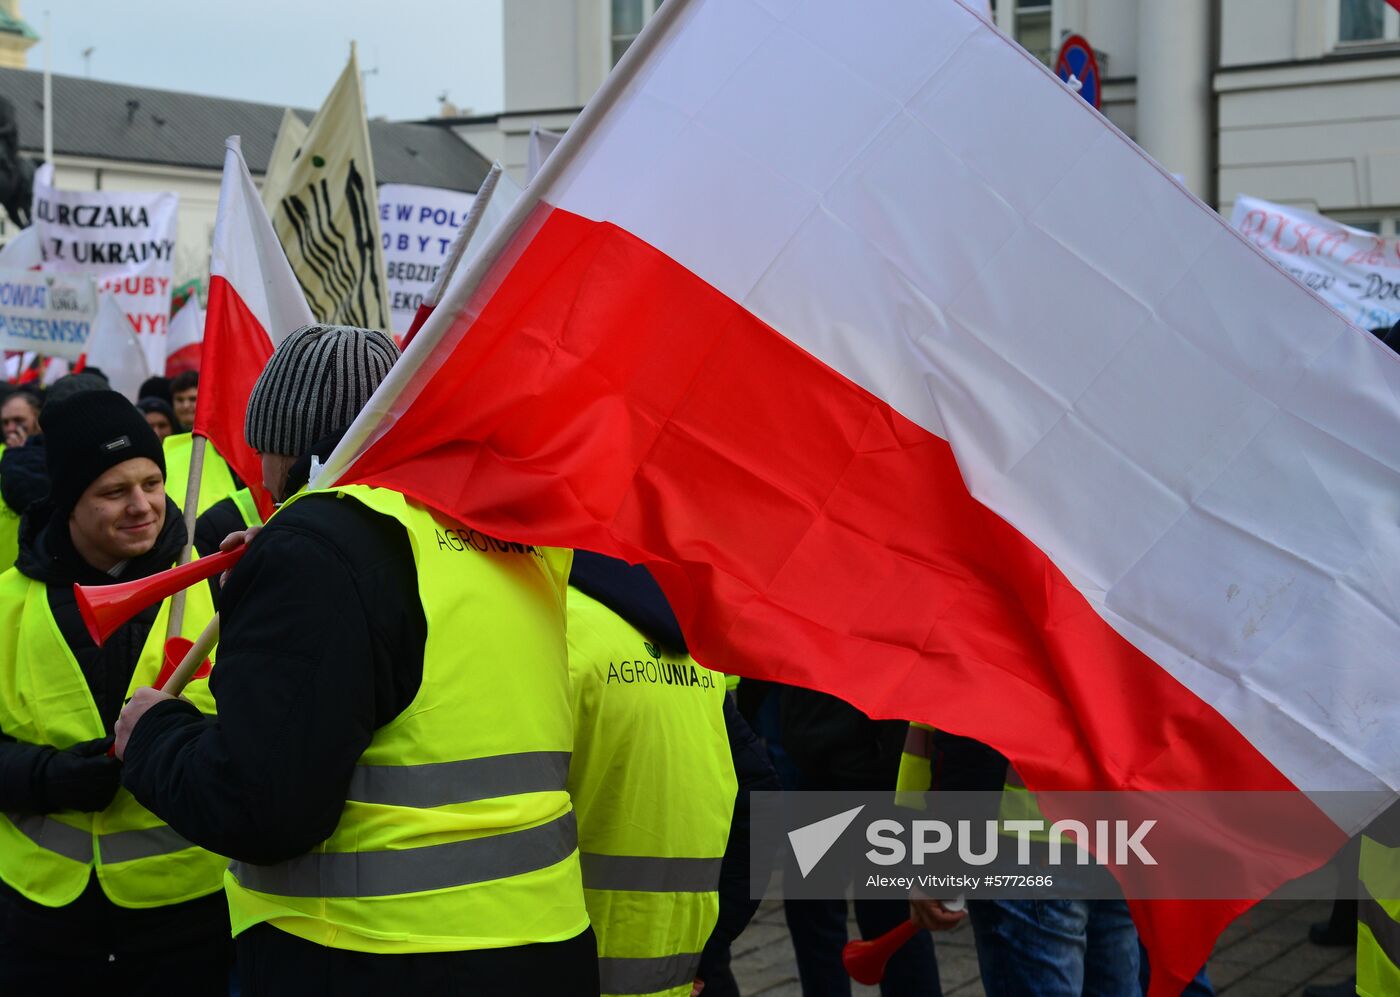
[31,0,505,121]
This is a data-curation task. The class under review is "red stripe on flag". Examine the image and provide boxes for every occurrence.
[345,206,1344,993]
[164,342,202,378]
[195,275,274,517]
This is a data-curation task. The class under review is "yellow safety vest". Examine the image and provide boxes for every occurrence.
[1359,832,1400,997]
[0,444,18,572]
[224,485,590,954]
[228,488,263,529]
[895,722,1050,839]
[0,565,223,909]
[163,435,238,518]
[566,587,736,997]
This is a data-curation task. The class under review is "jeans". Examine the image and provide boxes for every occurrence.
[784,896,942,997]
[969,898,1140,997]
[1138,942,1214,997]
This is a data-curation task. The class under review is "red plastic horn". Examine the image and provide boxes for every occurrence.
[842,919,919,985]
[73,546,246,646]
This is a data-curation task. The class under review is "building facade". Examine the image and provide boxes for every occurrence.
[453,0,1400,234]
[0,67,489,288]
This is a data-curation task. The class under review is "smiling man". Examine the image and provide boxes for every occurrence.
[0,391,231,993]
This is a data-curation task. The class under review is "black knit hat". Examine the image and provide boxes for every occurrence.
[244,324,399,457]
[42,390,166,515]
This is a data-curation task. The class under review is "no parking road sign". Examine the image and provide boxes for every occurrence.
[1055,34,1101,110]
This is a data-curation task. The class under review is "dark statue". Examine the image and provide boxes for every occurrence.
[0,97,34,229]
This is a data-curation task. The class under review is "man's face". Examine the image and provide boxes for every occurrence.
[68,458,166,571]
[260,452,297,504]
[173,388,197,427]
[1,396,38,447]
[144,411,174,440]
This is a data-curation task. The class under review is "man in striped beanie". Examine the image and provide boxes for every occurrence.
[116,323,599,996]
[244,323,399,503]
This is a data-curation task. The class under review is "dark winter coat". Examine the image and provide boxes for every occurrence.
[122,484,598,989]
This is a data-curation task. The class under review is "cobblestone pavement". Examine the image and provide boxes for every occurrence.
[732,899,1355,996]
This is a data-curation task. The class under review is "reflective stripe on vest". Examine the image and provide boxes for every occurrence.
[230,810,578,898]
[565,586,734,997]
[348,751,570,808]
[0,567,224,908]
[581,853,723,893]
[5,813,90,863]
[8,815,199,867]
[599,953,702,996]
[223,485,588,954]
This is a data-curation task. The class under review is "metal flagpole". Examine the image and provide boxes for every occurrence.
[42,11,52,166]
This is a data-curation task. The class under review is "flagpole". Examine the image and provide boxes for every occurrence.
[313,0,696,489]
[42,11,52,166]
[402,163,503,348]
[165,434,207,642]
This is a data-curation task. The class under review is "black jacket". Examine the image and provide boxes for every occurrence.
[123,492,605,987]
[122,492,426,864]
[0,436,48,515]
[779,685,908,790]
[0,495,230,957]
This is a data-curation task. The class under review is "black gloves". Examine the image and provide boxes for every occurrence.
[36,737,122,813]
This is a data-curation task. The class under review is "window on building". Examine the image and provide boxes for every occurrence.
[611,0,663,66]
[1339,0,1399,43]
[1327,212,1395,236]
[1014,0,1053,64]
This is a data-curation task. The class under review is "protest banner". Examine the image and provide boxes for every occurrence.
[377,183,476,338]
[31,164,178,375]
[0,267,97,360]
[261,48,391,331]
[1231,194,1400,332]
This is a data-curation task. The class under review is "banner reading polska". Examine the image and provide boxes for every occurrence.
[0,267,98,360]
[1230,194,1400,332]
[378,184,475,338]
[31,164,178,375]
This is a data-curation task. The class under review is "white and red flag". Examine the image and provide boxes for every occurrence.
[83,294,150,401]
[164,300,204,377]
[197,137,313,515]
[317,1,1399,988]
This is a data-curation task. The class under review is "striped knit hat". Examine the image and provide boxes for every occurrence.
[244,324,399,457]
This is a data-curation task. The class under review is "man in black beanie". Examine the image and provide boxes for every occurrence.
[117,324,599,997]
[0,390,233,994]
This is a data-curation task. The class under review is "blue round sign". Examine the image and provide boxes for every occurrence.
[1055,34,1101,110]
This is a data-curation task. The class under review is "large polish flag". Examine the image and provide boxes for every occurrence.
[318,1,1400,988]
[197,138,314,515]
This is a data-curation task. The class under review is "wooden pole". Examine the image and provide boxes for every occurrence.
[165,434,207,642]
[159,614,219,698]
